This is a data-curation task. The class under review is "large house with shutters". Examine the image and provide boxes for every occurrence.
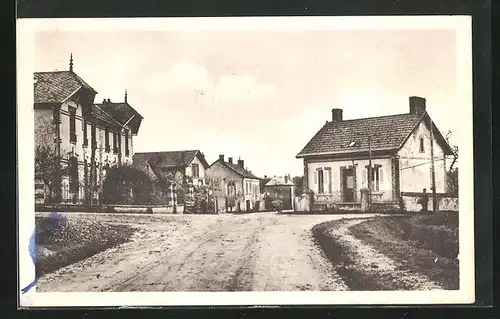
[34,55,143,206]
[296,96,454,209]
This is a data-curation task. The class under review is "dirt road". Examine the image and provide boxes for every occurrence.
[36,212,376,292]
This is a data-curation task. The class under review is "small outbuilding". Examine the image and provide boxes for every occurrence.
[264,175,295,211]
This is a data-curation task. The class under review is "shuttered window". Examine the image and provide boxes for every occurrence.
[105,128,110,152]
[328,169,333,193]
[82,118,88,146]
[69,108,77,143]
[125,131,130,156]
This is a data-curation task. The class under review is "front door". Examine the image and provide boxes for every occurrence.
[246,200,251,211]
[343,168,354,202]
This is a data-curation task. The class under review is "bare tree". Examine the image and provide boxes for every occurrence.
[34,116,67,202]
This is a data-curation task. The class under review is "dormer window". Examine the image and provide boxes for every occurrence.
[419,137,425,153]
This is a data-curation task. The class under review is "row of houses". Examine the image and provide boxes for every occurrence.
[33,57,294,213]
[131,150,295,213]
[34,55,456,213]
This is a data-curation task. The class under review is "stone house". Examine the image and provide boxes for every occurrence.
[263,175,295,210]
[206,155,262,213]
[296,96,455,210]
[34,55,143,206]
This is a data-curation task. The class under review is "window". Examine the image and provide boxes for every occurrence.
[105,128,110,152]
[91,123,97,149]
[419,137,425,153]
[113,132,118,153]
[125,131,129,156]
[192,164,199,178]
[69,108,77,143]
[82,118,88,146]
[366,165,381,191]
[317,169,324,193]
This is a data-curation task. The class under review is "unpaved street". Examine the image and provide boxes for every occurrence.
[37,212,377,292]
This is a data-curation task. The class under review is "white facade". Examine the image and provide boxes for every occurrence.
[304,120,449,204]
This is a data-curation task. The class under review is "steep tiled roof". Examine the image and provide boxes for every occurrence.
[133,150,209,170]
[297,113,425,157]
[92,105,122,127]
[34,71,97,104]
[211,160,260,180]
[96,101,144,134]
[265,176,294,186]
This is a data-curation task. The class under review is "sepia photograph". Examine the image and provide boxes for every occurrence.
[17,16,474,307]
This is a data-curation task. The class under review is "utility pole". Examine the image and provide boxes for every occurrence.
[429,118,437,213]
[368,135,373,212]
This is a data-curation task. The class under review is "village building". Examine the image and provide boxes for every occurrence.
[34,55,143,206]
[132,150,209,188]
[263,175,295,210]
[296,96,454,210]
[206,155,262,213]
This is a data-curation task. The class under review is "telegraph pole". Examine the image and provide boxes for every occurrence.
[368,135,373,212]
[429,118,437,213]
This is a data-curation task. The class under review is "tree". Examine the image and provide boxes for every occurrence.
[293,176,304,197]
[34,115,67,203]
[445,131,459,195]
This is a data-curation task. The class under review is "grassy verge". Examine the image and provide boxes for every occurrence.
[349,212,459,290]
[35,215,137,277]
[312,219,387,290]
[312,212,459,290]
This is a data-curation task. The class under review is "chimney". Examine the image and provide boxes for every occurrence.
[237,159,244,169]
[284,175,289,183]
[332,108,343,121]
[219,154,224,162]
[228,157,233,164]
[409,96,426,115]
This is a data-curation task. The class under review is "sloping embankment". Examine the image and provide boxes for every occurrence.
[312,213,459,291]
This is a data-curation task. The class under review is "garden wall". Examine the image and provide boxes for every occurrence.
[401,192,459,212]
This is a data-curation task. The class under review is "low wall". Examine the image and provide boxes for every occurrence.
[401,192,459,212]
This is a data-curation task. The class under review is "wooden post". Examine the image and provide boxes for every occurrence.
[429,118,437,213]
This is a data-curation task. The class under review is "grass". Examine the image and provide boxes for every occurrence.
[349,212,459,290]
[35,215,137,277]
[312,212,459,290]
[312,219,389,290]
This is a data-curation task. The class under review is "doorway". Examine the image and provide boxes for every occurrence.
[343,168,355,202]
[246,200,251,211]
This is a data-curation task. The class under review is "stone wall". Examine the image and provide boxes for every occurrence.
[401,192,459,212]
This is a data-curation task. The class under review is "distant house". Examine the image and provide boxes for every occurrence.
[296,96,454,209]
[133,150,209,187]
[263,175,295,210]
[206,155,261,213]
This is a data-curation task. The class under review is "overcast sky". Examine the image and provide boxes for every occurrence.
[35,29,460,177]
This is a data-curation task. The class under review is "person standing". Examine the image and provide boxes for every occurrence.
[417,188,429,213]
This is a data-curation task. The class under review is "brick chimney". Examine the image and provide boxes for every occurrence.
[284,175,289,183]
[332,108,343,121]
[228,157,233,164]
[219,154,224,162]
[409,96,426,115]
[237,159,244,169]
